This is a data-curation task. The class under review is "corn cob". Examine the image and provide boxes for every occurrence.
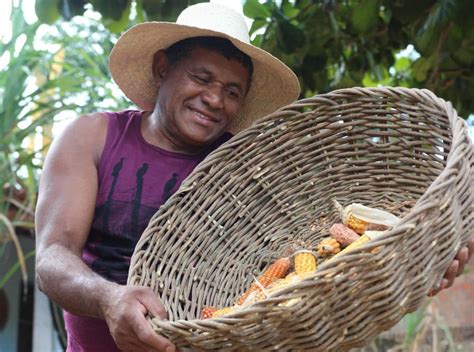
[330,223,360,246]
[328,231,384,262]
[212,306,237,318]
[346,214,369,234]
[293,250,317,278]
[327,234,370,262]
[200,307,218,319]
[279,296,302,307]
[253,290,268,302]
[333,199,399,234]
[269,275,299,292]
[235,257,290,305]
[260,273,304,307]
[317,238,341,256]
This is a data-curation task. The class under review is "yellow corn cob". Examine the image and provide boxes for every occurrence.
[294,251,317,278]
[317,238,341,256]
[235,257,290,305]
[279,297,302,307]
[328,234,371,263]
[212,306,237,318]
[283,271,299,282]
[269,274,304,307]
[346,214,369,234]
[253,290,268,302]
[250,275,299,303]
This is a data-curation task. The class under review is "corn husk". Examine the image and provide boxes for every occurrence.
[333,199,400,232]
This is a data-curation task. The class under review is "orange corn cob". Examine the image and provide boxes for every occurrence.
[235,257,290,305]
[294,251,317,278]
[200,307,218,319]
[317,238,341,256]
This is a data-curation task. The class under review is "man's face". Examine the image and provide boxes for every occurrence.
[155,47,250,148]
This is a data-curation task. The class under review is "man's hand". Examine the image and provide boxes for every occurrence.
[103,285,177,352]
[429,235,474,297]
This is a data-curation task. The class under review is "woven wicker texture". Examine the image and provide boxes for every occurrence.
[128,87,474,351]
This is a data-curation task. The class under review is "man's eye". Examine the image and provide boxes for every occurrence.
[191,74,209,84]
[226,88,241,100]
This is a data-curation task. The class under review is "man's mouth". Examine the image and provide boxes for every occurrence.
[189,107,218,124]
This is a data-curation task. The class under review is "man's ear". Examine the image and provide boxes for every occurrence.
[152,50,169,87]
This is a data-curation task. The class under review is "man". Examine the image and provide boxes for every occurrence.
[35,2,472,352]
[35,3,299,351]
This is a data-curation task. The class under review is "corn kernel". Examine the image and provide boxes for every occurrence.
[294,251,317,277]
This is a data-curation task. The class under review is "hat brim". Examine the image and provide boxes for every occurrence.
[109,22,300,133]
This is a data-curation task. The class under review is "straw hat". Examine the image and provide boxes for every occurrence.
[109,2,300,133]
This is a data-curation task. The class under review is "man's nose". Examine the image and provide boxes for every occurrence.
[202,83,224,109]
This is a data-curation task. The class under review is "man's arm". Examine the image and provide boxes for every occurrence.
[35,113,176,352]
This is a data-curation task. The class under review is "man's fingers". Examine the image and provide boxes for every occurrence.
[138,288,168,320]
[455,247,468,277]
[468,236,474,262]
[427,237,473,298]
[133,319,176,352]
[443,260,459,289]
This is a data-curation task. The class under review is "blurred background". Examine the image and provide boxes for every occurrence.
[0,0,472,351]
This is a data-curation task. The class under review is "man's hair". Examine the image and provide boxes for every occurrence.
[163,36,254,87]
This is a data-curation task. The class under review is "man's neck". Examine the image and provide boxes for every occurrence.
[140,111,205,155]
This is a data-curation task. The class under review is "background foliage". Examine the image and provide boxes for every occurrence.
[0,1,130,288]
[0,0,472,350]
[34,0,474,118]
[3,0,473,306]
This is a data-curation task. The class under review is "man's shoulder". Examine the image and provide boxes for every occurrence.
[71,112,108,128]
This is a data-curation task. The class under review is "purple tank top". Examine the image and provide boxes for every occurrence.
[64,110,232,351]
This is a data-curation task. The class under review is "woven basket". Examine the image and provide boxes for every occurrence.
[128,87,474,351]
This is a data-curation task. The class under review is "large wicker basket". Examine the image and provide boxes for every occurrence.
[128,87,473,351]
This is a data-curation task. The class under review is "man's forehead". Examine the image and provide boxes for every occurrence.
[179,48,248,74]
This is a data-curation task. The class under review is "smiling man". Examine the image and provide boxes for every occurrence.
[34,3,300,352]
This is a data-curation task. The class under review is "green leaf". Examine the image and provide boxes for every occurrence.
[281,1,299,19]
[414,27,440,56]
[412,57,433,82]
[141,0,162,19]
[403,302,429,348]
[142,0,204,22]
[302,54,327,91]
[135,0,145,23]
[418,0,456,34]
[35,0,61,24]
[351,0,379,34]
[91,0,130,21]
[452,38,474,65]
[394,57,411,71]
[275,14,306,53]
[243,0,271,19]
[249,18,268,36]
[389,0,435,25]
[102,1,132,33]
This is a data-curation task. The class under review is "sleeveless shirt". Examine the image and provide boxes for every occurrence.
[64,110,232,351]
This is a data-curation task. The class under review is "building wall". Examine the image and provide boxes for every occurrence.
[0,237,62,352]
